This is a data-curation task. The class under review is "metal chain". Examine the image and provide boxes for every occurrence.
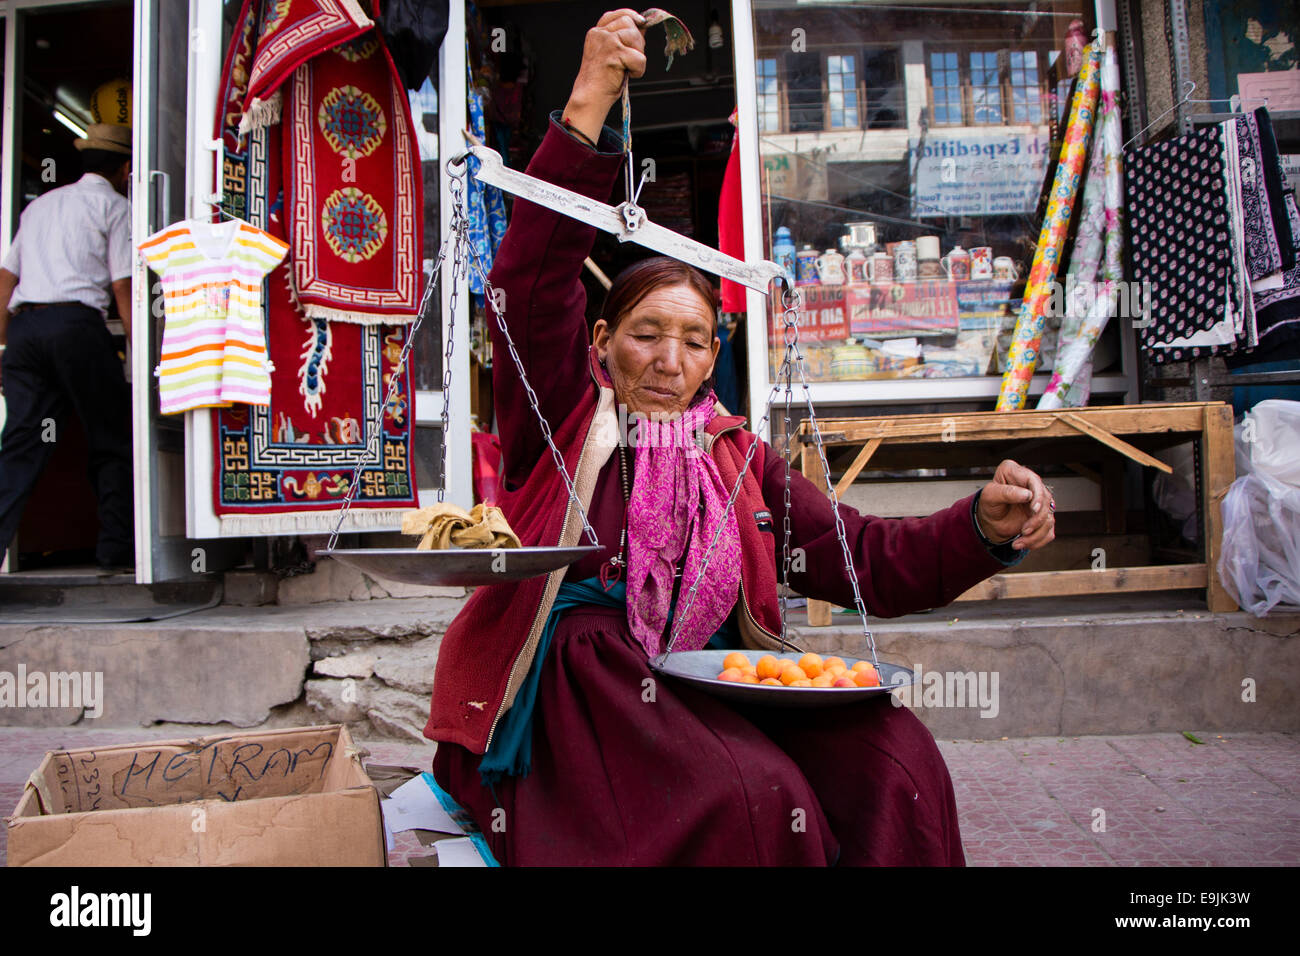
[779,287,796,642]
[665,279,805,657]
[461,224,600,548]
[790,325,880,670]
[325,161,465,552]
[436,173,468,503]
[666,280,879,670]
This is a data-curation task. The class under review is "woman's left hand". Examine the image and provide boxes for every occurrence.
[975,459,1055,551]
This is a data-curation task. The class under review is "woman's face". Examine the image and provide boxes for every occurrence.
[592,282,720,416]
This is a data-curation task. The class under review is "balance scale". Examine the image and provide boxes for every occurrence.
[317,70,904,703]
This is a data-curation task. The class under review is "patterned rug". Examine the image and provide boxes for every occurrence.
[240,0,374,134]
[284,29,422,322]
[212,0,417,533]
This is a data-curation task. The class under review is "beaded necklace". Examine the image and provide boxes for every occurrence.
[598,444,631,592]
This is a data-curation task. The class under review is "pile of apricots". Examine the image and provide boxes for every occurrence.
[715,652,880,688]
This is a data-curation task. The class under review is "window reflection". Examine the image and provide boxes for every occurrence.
[753,1,1108,385]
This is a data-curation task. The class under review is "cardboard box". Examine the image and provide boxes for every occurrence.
[5,724,385,866]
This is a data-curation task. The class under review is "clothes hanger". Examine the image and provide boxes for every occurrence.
[1124,81,1271,151]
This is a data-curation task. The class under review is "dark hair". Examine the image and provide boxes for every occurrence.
[599,256,721,403]
[600,256,719,334]
[80,149,130,177]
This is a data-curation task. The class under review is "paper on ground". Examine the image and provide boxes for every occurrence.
[381,774,463,835]
[434,837,489,867]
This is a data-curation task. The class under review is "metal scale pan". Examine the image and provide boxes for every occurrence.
[323,545,602,588]
[650,651,916,709]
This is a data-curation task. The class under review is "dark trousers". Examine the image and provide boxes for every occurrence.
[0,304,134,565]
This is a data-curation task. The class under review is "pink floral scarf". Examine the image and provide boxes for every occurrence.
[625,394,741,656]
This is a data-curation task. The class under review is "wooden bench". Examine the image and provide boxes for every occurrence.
[794,401,1237,622]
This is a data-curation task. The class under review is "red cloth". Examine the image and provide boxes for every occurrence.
[284,30,422,322]
[433,605,964,865]
[245,0,372,115]
[718,112,746,312]
[471,431,503,505]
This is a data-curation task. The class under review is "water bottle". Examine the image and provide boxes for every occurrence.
[773,227,796,287]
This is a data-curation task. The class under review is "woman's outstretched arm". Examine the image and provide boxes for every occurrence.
[768,450,1049,617]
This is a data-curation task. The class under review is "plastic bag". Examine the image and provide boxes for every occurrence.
[1218,471,1300,616]
[1237,400,1300,486]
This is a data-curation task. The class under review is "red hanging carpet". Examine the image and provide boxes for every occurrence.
[284,29,422,323]
[240,0,374,134]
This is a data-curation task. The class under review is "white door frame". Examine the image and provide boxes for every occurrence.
[182,0,472,539]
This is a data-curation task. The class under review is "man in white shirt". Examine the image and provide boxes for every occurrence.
[0,123,135,573]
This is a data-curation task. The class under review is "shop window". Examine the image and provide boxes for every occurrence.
[1009,51,1043,124]
[863,47,905,130]
[969,51,1003,125]
[929,46,1048,127]
[929,50,962,125]
[757,56,781,132]
[826,54,860,129]
[784,50,824,132]
[753,1,1102,388]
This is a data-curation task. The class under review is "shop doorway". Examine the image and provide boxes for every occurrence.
[1,0,133,572]
[468,0,747,420]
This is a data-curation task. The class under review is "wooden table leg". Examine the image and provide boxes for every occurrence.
[802,442,833,626]
[1202,403,1237,612]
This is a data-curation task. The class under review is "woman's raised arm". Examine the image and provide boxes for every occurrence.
[488,9,647,489]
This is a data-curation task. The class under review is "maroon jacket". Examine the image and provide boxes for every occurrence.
[423,116,1013,754]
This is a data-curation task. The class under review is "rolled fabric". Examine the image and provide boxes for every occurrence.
[1039,45,1123,410]
[401,502,522,550]
[996,42,1102,410]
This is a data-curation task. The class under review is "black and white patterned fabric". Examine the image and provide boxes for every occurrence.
[1234,113,1283,282]
[1125,126,1234,364]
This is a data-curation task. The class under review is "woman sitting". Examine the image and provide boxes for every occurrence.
[425,9,1055,865]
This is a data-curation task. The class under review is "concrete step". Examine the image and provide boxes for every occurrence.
[0,597,463,734]
[0,565,221,615]
[4,588,1297,744]
[790,589,1300,739]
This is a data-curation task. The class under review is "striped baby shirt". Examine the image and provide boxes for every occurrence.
[139,220,289,414]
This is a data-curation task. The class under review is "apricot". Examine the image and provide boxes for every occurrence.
[779,666,808,686]
[823,656,847,671]
[759,677,783,686]
[723,652,751,672]
[756,655,782,680]
[790,679,813,687]
[739,673,760,684]
[851,660,873,673]
[853,665,881,688]
[717,667,745,682]
[798,653,824,679]
[833,676,858,688]
[810,674,835,687]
